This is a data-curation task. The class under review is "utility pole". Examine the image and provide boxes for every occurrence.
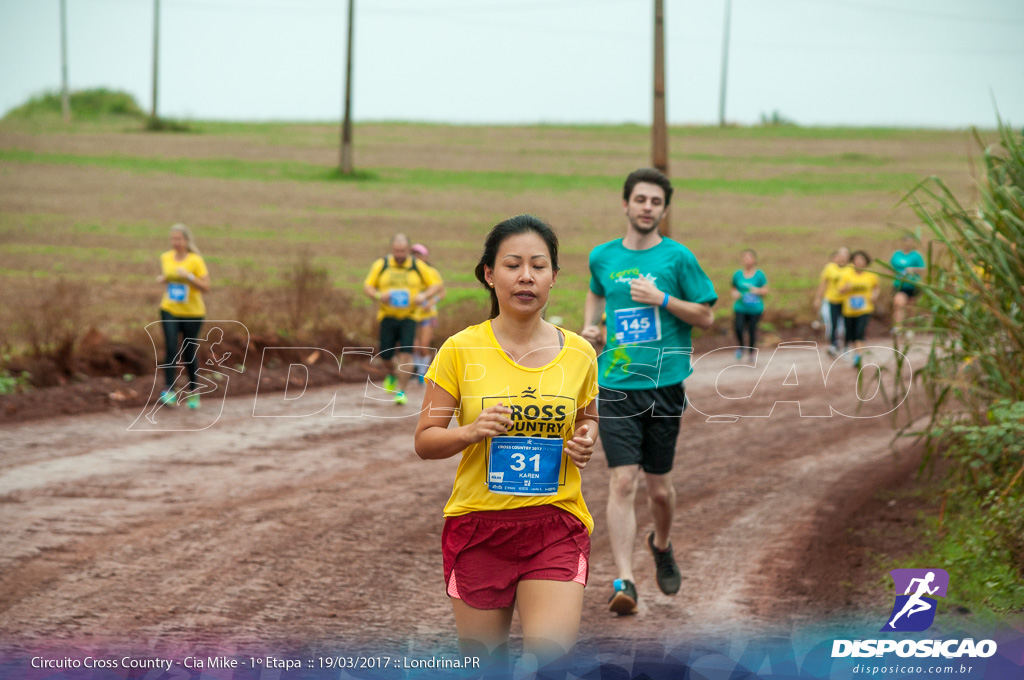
[59,0,70,123]
[652,0,669,236]
[718,0,732,127]
[339,0,355,174]
[151,0,160,121]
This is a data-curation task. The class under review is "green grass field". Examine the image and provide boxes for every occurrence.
[0,115,987,349]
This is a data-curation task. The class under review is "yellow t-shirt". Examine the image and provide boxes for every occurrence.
[159,250,208,317]
[820,262,851,304]
[412,262,443,322]
[839,268,880,317]
[364,256,442,321]
[425,320,599,533]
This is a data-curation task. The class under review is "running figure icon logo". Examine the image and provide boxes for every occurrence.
[881,568,949,632]
[129,320,249,432]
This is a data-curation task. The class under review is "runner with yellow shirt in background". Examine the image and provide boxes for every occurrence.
[156,223,211,410]
[838,250,880,369]
[813,246,851,356]
[364,234,444,405]
[415,215,598,674]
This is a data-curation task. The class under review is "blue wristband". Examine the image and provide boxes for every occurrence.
[661,292,670,308]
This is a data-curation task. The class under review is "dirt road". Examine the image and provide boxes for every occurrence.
[0,340,923,655]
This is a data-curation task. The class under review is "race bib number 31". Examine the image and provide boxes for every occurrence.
[614,306,661,344]
[487,436,563,496]
[167,282,189,303]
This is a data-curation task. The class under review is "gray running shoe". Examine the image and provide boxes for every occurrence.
[608,578,638,615]
[648,532,682,595]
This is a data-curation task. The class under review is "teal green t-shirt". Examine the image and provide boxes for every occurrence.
[890,250,925,289]
[589,237,717,390]
[731,269,767,315]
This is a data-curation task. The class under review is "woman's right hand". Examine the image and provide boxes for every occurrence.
[156,275,166,284]
[464,403,512,443]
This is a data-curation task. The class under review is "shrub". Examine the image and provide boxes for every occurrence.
[4,88,145,120]
[759,110,796,127]
[145,116,193,133]
[0,370,32,395]
[941,400,1024,494]
[8,278,89,373]
[283,253,333,336]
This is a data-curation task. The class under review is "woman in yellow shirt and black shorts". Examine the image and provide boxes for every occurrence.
[414,215,598,673]
[838,250,881,369]
[156,224,210,409]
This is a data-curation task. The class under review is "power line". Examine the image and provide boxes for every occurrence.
[768,0,1024,27]
[361,0,631,15]
[57,0,1024,58]
[732,40,1024,58]
[72,0,1024,26]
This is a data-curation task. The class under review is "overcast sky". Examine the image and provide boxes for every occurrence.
[1,0,1022,128]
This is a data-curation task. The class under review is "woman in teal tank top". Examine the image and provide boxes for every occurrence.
[731,249,769,360]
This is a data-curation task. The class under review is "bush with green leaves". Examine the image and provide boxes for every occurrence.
[4,88,145,120]
[942,400,1024,494]
[0,370,32,395]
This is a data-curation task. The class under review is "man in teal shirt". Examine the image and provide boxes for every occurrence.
[890,235,926,332]
[582,168,717,615]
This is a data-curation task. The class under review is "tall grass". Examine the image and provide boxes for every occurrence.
[900,118,1024,611]
[907,119,1023,442]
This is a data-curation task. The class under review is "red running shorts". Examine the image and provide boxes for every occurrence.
[442,505,590,610]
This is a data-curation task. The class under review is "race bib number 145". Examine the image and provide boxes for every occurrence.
[614,306,661,344]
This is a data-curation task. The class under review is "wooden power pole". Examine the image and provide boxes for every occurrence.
[340,0,355,174]
[652,0,670,236]
[151,0,160,121]
[60,0,70,123]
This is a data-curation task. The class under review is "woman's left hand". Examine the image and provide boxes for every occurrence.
[564,422,595,470]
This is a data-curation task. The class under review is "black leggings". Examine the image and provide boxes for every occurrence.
[734,312,762,353]
[829,303,843,346]
[160,310,204,390]
[844,314,870,345]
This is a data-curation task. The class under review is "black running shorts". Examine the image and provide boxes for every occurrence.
[597,383,687,475]
[379,317,417,360]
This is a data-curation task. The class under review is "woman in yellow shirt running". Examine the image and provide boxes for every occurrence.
[838,250,880,368]
[155,223,210,409]
[813,246,850,355]
[414,215,598,674]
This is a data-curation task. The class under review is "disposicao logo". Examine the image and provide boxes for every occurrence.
[882,568,949,632]
[831,568,998,659]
